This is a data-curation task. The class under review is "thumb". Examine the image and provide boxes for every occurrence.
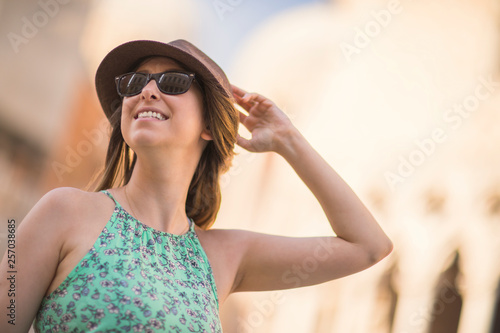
[236,134,254,151]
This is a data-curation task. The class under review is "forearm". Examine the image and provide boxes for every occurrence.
[276,127,393,260]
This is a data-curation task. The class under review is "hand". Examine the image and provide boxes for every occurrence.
[232,85,296,154]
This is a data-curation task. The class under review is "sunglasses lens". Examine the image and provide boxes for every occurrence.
[157,73,193,94]
[116,72,194,97]
[118,73,148,96]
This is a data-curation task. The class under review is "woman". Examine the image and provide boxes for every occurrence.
[0,40,392,332]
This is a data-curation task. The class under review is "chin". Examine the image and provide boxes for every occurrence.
[127,132,168,148]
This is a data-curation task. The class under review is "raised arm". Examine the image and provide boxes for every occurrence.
[229,85,393,292]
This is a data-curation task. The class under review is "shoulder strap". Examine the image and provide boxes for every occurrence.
[100,190,122,208]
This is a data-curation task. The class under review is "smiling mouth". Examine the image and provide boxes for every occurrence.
[135,111,168,121]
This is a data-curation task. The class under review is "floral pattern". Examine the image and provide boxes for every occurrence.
[34,191,221,333]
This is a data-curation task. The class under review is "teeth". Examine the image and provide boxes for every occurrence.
[137,111,166,120]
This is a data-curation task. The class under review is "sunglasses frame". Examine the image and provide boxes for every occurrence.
[115,71,196,97]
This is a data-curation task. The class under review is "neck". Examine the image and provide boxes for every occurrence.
[120,147,202,234]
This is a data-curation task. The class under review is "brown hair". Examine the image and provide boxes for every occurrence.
[93,70,239,229]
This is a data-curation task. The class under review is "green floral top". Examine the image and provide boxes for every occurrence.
[34,190,221,333]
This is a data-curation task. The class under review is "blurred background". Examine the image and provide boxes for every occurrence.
[0,0,499,332]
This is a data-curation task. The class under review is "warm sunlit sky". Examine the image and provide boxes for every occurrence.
[193,0,325,69]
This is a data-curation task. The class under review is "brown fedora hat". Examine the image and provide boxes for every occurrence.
[95,39,232,120]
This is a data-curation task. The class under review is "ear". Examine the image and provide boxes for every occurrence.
[201,126,213,141]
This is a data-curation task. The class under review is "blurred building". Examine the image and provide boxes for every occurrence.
[217,0,500,332]
[0,0,96,253]
[0,0,499,332]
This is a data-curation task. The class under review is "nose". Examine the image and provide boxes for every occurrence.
[140,79,160,100]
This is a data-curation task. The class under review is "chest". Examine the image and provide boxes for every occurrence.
[36,210,222,332]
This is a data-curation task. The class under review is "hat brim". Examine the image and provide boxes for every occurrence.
[95,40,232,120]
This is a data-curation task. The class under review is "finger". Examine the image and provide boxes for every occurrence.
[232,86,253,110]
[231,85,247,98]
[233,89,275,112]
[241,92,258,104]
[238,111,247,123]
[238,112,254,132]
[241,93,275,112]
[245,98,273,117]
[238,94,262,114]
[234,99,253,113]
[234,94,255,112]
[236,134,254,152]
[246,93,274,107]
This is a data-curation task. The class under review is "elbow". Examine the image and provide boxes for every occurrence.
[366,237,393,265]
[371,237,394,264]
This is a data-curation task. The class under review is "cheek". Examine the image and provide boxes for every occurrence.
[121,97,138,123]
[120,100,134,143]
[189,90,205,125]
[121,97,135,116]
[120,116,131,146]
[188,102,206,131]
[171,92,205,128]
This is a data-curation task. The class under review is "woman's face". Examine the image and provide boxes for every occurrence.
[121,57,211,155]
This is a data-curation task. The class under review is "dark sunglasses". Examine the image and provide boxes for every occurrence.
[115,71,195,97]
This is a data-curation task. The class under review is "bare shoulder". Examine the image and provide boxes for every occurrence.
[195,227,258,253]
[40,187,109,211]
[0,188,113,331]
[196,227,252,241]
[14,187,110,261]
[35,187,113,226]
[194,227,263,300]
[26,187,114,241]
[33,188,116,297]
[21,187,84,231]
